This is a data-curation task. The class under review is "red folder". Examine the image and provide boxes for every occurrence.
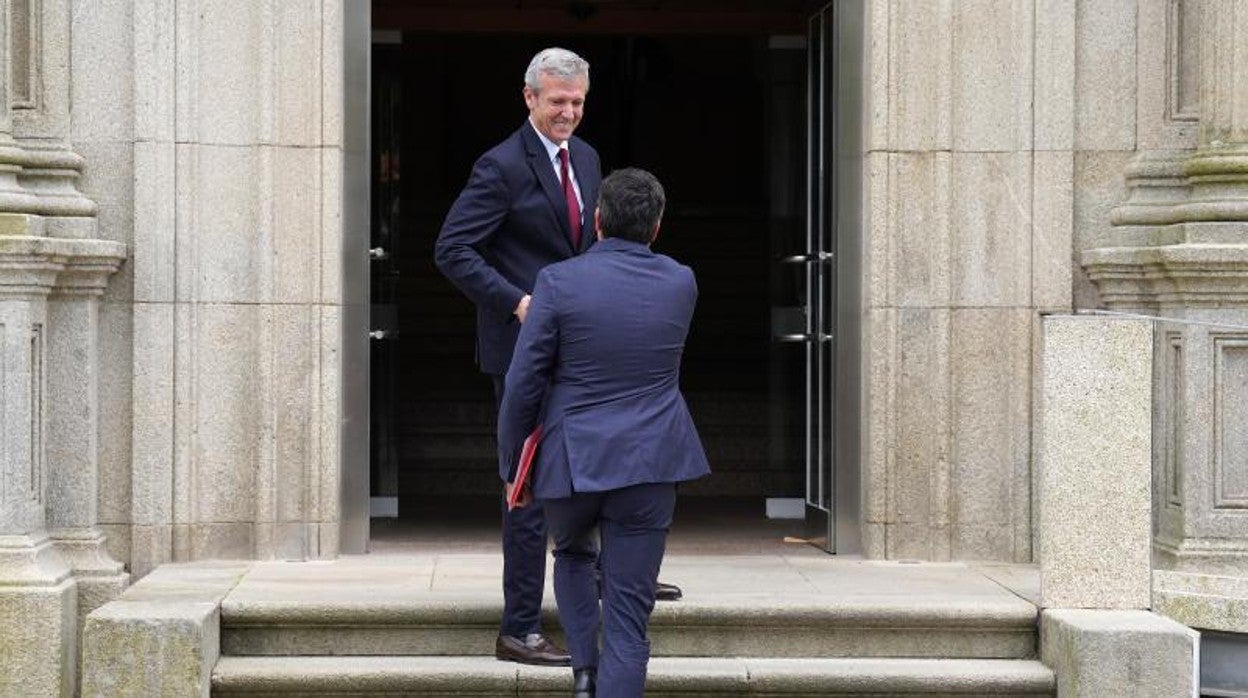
[506,425,543,511]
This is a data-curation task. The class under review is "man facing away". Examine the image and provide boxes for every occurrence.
[498,168,711,698]
[434,48,678,668]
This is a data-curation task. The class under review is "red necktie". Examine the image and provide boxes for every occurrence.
[558,149,582,250]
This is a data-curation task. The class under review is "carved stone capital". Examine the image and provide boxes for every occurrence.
[1082,244,1248,309]
[0,235,127,298]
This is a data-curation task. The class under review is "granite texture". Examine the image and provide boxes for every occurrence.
[1040,609,1197,697]
[1039,316,1152,609]
[80,562,251,698]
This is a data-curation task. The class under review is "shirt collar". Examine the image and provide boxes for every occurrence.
[589,237,652,254]
[529,118,567,162]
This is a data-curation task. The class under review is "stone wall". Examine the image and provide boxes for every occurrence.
[70,0,346,577]
[861,0,1193,561]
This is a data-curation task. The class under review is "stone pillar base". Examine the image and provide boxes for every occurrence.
[1154,569,1248,634]
[51,528,130,634]
[0,534,78,697]
[1041,609,1198,697]
[1156,536,1248,577]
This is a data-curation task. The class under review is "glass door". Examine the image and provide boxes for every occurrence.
[802,2,836,551]
[788,0,864,554]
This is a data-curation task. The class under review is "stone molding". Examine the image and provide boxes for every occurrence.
[0,235,125,293]
[1083,244,1248,308]
[0,531,72,584]
[1110,150,1191,228]
[15,139,98,219]
[47,528,124,579]
[1154,569,1248,632]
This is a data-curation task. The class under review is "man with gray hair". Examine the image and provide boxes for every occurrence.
[436,46,594,667]
[437,45,682,668]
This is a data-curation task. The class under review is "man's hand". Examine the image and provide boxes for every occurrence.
[514,294,531,323]
[505,480,533,509]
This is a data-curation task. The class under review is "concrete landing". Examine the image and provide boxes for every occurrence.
[218,554,1042,660]
[221,552,1040,614]
[82,555,1051,696]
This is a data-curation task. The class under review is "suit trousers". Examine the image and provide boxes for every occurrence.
[493,374,548,637]
[542,482,677,698]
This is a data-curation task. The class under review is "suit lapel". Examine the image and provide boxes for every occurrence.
[521,125,576,255]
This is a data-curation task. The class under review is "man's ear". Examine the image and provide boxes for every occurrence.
[595,207,604,240]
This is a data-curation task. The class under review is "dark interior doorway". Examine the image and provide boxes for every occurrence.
[369,3,813,531]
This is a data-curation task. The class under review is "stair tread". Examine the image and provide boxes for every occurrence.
[221,593,1038,627]
[212,655,1056,694]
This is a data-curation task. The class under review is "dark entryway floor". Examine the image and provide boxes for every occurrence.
[369,496,824,557]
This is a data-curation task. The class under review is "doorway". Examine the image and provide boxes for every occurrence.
[360,1,860,554]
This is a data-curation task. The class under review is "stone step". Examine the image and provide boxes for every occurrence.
[220,595,1038,659]
[211,656,1056,696]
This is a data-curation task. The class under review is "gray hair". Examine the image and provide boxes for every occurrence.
[524,48,590,92]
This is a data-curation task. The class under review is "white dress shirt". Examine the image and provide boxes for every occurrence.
[529,119,585,214]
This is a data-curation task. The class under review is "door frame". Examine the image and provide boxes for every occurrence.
[804,0,864,555]
[341,0,372,554]
[344,0,866,553]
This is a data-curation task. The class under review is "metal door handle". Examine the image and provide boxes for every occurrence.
[774,333,833,343]
[369,247,390,261]
[779,252,833,264]
[369,330,391,340]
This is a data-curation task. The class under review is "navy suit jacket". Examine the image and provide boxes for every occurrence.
[435,122,602,375]
[497,237,711,500]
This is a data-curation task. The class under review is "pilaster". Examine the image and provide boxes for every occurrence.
[47,246,129,634]
[0,236,77,698]
[1086,0,1248,580]
[0,2,128,694]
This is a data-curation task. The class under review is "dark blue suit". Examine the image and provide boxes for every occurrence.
[435,122,601,375]
[498,238,711,696]
[435,122,601,640]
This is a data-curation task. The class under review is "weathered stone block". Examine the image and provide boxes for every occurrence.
[950,152,1032,307]
[0,578,77,697]
[886,0,952,151]
[81,562,250,698]
[81,601,218,698]
[890,152,951,308]
[951,0,1034,152]
[1032,151,1074,309]
[950,308,1031,562]
[1039,316,1152,609]
[1040,609,1197,697]
[1072,0,1137,150]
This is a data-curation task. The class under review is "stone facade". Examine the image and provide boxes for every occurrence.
[0,0,1245,694]
[0,0,128,695]
[68,0,348,579]
[863,0,1065,562]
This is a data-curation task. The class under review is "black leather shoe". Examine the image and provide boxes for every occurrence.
[572,667,596,697]
[495,633,571,666]
[656,581,683,601]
